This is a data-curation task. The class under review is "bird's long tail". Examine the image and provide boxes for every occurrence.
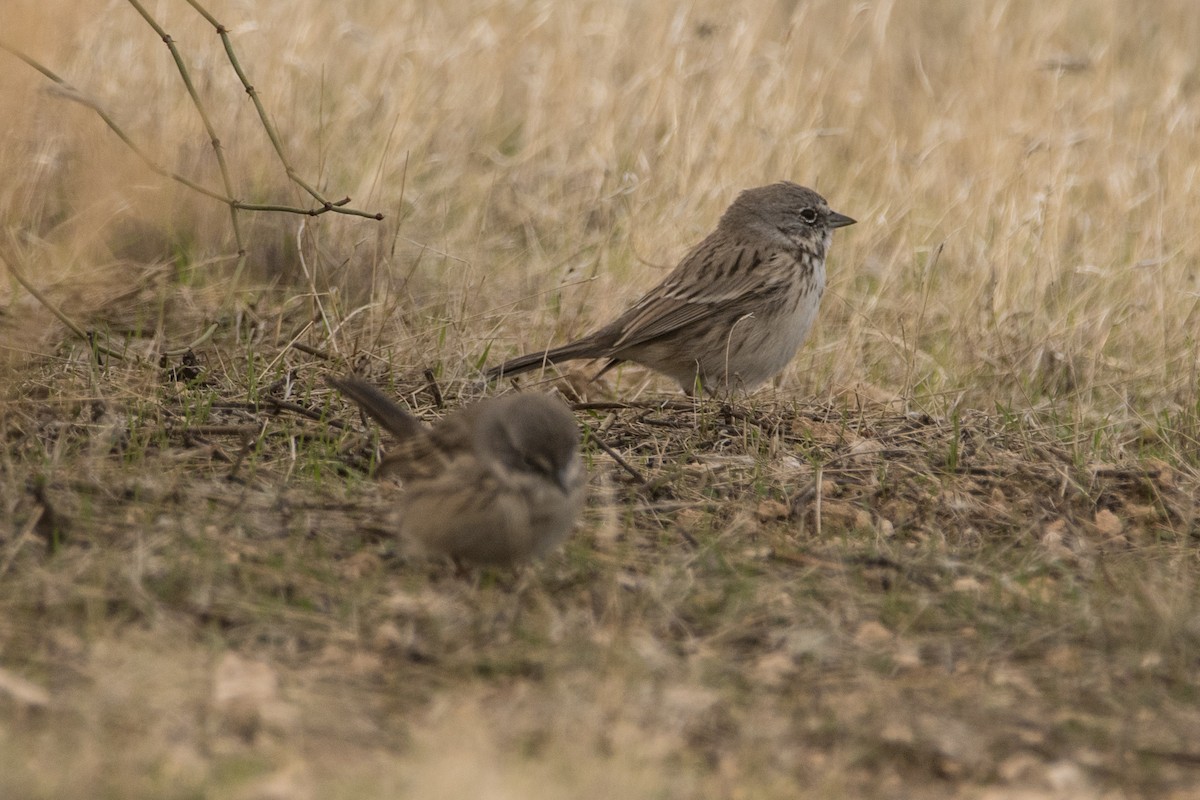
[327,375,423,441]
[484,339,609,382]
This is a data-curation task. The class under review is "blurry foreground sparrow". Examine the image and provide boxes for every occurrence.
[486,182,855,394]
[328,375,585,567]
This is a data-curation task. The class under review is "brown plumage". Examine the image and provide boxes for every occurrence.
[486,182,855,394]
[328,375,585,566]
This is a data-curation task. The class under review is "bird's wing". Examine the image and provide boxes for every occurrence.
[381,409,476,482]
[402,461,538,565]
[609,245,794,350]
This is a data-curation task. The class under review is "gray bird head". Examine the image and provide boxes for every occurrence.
[476,393,583,493]
[721,181,855,252]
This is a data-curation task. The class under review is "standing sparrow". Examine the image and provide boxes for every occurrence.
[327,375,585,567]
[486,182,855,394]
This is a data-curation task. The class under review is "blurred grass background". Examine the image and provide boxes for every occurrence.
[3,0,1197,426]
[2,1,1199,798]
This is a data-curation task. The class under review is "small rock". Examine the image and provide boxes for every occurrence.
[1092,509,1123,539]
[753,652,796,688]
[0,667,50,709]
[213,653,283,743]
[755,500,789,522]
[952,576,984,594]
[855,621,892,647]
[1045,760,1089,792]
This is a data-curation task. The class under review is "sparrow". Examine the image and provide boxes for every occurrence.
[486,182,855,394]
[328,375,585,566]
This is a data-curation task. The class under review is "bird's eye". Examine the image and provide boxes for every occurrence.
[799,208,818,224]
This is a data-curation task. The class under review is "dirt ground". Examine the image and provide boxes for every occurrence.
[2,342,1197,798]
[4,0,1200,796]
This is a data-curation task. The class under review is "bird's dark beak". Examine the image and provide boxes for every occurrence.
[555,468,572,494]
[556,461,581,494]
[829,211,857,229]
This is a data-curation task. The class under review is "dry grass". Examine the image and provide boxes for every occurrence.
[2,0,1199,797]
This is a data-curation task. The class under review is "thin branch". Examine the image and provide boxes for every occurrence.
[0,42,229,203]
[161,322,219,357]
[262,396,347,428]
[182,0,385,221]
[0,40,366,222]
[0,242,131,362]
[580,421,649,485]
[124,0,246,259]
[0,6,383,261]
